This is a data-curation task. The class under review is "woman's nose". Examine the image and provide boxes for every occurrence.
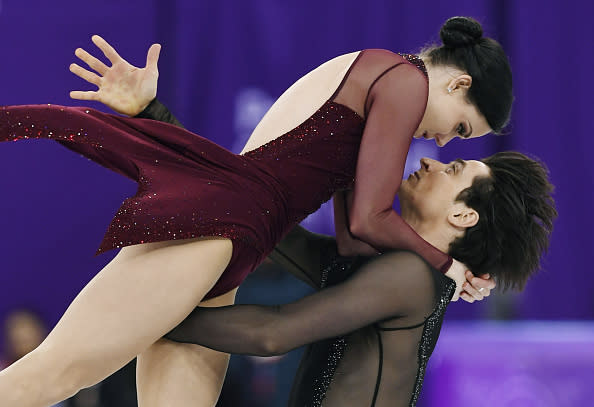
[435,133,454,147]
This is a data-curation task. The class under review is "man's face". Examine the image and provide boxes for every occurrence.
[399,157,491,225]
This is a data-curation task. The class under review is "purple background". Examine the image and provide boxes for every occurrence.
[0,0,592,405]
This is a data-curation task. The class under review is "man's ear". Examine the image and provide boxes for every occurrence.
[447,74,472,93]
[447,202,479,228]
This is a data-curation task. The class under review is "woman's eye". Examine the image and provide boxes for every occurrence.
[457,124,467,137]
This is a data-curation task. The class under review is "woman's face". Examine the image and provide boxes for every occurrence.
[414,73,491,147]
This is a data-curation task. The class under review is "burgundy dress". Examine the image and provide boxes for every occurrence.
[0,51,450,299]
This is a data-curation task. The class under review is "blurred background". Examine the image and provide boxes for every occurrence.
[0,0,592,406]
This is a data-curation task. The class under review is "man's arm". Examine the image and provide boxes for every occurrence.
[165,251,437,356]
[268,225,340,289]
[134,98,185,128]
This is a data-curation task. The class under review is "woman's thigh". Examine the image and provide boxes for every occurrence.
[38,236,233,385]
[0,237,233,407]
[136,288,238,407]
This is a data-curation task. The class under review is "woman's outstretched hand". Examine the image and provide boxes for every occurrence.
[445,259,495,302]
[69,35,160,116]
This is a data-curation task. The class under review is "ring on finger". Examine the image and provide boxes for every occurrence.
[478,287,485,292]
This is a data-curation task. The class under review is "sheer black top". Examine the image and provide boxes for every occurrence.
[166,226,455,406]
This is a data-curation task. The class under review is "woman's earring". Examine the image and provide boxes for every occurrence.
[447,87,453,94]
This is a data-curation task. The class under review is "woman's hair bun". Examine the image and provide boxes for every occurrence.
[440,16,483,47]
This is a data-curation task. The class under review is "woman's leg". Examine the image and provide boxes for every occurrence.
[0,237,232,407]
[136,289,238,407]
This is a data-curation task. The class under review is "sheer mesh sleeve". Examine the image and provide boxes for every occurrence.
[135,98,184,128]
[165,251,435,356]
[267,225,339,289]
[333,190,382,257]
[349,63,452,273]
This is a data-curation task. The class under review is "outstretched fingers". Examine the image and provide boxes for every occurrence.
[75,47,109,75]
[69,90,99,101]
[69,63,102,87]
[145,43,161,71]
[91,34,122,65]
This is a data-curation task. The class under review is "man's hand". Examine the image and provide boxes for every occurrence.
[69,35,160,116]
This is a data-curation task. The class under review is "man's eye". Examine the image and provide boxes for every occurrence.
[457,124,467,137]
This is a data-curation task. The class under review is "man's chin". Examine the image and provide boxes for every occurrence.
[400,178,415,192]
[398,181,412,200]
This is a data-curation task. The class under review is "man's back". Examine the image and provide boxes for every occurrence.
[286,251,454,407]
[165,227,455,406]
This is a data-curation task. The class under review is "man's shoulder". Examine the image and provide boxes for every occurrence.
[370,249,433,271]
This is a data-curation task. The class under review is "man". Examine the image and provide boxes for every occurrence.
[163,150,555,406]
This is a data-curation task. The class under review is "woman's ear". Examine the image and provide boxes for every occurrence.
[447,202,479,228]
[447,74,473,93]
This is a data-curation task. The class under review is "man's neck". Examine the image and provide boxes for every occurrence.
[402,215,454,253]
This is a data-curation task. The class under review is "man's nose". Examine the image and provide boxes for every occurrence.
[420,158,432,171]
[420,157,443,172]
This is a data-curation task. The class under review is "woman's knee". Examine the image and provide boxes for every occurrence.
[34,341,122,398]
[21,345,86,401]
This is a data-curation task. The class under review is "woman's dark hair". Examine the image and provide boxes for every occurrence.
[448,152,557,291]
[422,16,513,133]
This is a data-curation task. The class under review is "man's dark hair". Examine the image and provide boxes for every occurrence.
[422,16,513,133]
[448,151,557,291]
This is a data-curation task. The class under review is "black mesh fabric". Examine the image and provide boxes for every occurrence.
[166,226,455,406]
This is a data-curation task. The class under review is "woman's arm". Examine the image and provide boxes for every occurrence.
[348,63,452,274]
[333,190,380,257]
[165,251,436,356]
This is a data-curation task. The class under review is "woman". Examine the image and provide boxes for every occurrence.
[0,16,509,407]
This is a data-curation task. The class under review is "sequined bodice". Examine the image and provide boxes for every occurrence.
[243,101,365,225]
